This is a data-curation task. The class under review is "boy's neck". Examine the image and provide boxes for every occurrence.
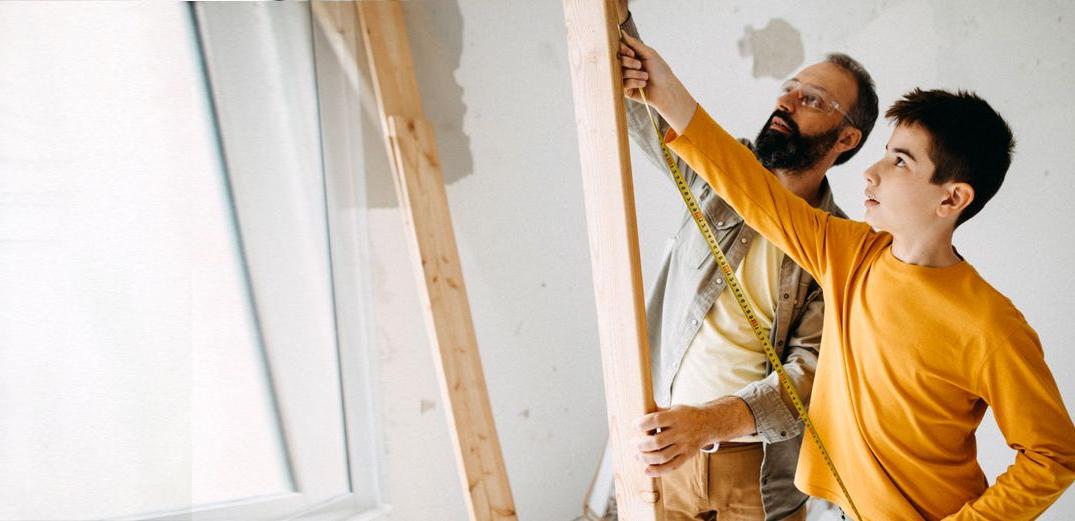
[890,226,962,268]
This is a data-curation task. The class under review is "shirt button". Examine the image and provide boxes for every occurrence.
[716,278,723,284]
[740,237,748,244]
[783,293,790,299]
[776,340,784,347]
[691,319,698,326]
[716,220,724,226]
[780,430,787,436]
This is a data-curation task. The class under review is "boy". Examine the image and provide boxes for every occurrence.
[621,33,1075,519]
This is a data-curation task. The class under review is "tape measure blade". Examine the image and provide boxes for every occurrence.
[633,85,864,520]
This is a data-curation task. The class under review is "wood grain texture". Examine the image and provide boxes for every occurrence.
[562,1,664,520]
[356,2,517,520]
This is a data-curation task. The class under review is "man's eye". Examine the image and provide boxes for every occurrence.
[802,94,822,108]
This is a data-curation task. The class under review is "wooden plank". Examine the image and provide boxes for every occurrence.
[356,2,517,520]
[356,1,422,127]
[561,1,664,520]
[310,1,364,98]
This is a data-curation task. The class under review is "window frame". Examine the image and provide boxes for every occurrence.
[126,4,387,520]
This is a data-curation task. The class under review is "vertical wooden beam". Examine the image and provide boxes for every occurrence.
[562,1,664,520]
[310,1,365,100]
[356,2,517,520]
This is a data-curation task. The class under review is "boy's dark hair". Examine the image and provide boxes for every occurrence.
[885,88,1016,226]
[826,53,879,165]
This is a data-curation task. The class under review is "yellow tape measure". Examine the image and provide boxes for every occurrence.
[632,85,864,520]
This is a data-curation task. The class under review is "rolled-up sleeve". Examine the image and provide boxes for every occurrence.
[734,295,822,443]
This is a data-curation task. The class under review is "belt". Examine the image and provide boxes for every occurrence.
[716,441,762,450]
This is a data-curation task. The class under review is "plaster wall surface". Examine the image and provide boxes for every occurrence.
[363,1,1075,519]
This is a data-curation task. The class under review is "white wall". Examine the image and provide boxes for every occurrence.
[363,1,1075,519]
[361,2,605,518]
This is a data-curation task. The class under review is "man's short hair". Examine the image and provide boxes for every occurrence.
[826,53,879,165]
[885,88,1015,226]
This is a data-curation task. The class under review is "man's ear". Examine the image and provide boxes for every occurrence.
[837,126,863,155]
[938,182,975,219]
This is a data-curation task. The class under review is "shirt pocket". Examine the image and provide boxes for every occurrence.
[681,211,741,269]
[791,278,821,321]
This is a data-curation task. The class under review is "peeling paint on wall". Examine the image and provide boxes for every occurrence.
[360,0,473,208]
[737,18,804,80]
[420,398,436,414]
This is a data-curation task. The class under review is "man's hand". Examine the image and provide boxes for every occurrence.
[618,32,698,134]
[634,396,758,476]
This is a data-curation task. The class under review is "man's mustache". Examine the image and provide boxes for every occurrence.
[765,110,799,137]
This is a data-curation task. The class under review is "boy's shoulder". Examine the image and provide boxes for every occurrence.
[960,263,1039,347]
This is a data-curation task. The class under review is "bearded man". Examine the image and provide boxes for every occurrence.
[602,5,879,520]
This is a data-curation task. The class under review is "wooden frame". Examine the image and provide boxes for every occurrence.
[562,1,664,520]
[348,2,518,520]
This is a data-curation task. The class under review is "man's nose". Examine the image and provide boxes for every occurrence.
[776,90,796,115]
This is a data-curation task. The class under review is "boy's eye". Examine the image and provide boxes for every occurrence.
[894,157,906,167]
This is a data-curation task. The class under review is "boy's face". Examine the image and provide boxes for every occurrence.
[862,123,949,234]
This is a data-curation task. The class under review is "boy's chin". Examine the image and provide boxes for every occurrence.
[864,214,886,232]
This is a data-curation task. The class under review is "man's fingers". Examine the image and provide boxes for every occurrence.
[622,69,648,81]
[623,79,647,92]
[636,430,672,452]
[620,31,650,57]
[619,55,642,70]
[619,40,635,58]
[644,453,686,477]
[639,443,681,466]
[636,411,667,433]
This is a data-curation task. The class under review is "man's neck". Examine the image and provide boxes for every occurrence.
[772,166,827,207]
[890,225,962,268]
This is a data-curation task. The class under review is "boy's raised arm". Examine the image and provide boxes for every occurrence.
[620,34,873,282]
[665,105,869,281]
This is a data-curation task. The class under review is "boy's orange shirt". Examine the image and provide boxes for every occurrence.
[666,107,1075,520]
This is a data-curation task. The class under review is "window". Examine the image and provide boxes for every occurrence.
[0,2,383,519]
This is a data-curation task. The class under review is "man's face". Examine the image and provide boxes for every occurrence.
[755,62,859,171]
[862,123,948,234]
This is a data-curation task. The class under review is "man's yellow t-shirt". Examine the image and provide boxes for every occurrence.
[671,235,782,444]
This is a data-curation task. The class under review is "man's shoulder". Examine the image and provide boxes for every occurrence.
[826,201,849,219]
[816,177,848,218]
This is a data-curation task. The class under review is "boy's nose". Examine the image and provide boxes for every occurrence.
[862,163,879,185]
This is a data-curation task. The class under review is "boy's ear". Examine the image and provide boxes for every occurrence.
[938,182,975,219]
[838,126,863,154]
